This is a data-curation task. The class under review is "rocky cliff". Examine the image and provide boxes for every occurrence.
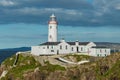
[0,52,120,80]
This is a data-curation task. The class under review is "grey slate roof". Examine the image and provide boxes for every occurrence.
[40,42,90,45]
[40,42,61,45]
[79,42,89,45]
[67,42,89,45]
[67,42,75,45]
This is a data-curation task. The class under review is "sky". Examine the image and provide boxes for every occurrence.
[0,0,120,49]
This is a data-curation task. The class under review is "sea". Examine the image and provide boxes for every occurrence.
[0,47,31,64]
[0,51,17,64]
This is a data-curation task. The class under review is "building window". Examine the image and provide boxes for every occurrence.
[51,50,54,52]
[72,47,73,51]
[47,45,49,49]
[51,46,54,49]
[50,35,52,39]
[43,47,45,49]
[100,49,102,53]
[81,47,83,51]
[50,26,52,29]
[105,50,107,53]
[66,45,67,50]
[105,54,107,56]
[60,45,62,49]
[97,54,99,57]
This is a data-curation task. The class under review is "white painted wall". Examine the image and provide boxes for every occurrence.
[31,46,42,56]
[90,48,110,57]
[31,42,111,57]
[31,46,57,56]
[48,23,57,42]
[87,42,96,47]
[70,45,77,53]
[46,45,57,55]
[58,41,71,54]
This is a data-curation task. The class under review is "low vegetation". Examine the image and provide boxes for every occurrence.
[2,55,16,69]
[1,52,120,80]
[95,52,120,80]
[63,54,90,62]
[40,61,65,72]
[1,54,65,80]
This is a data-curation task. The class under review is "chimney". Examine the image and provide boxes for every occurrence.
[60,38,65,42]
[75,40,79,46]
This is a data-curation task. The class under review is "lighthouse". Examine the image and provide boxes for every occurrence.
[48,14,58,42]
[31,14,111,57]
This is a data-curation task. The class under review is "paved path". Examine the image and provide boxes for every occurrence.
[0,70,8,79]
[58,57,89,65]
[13,52,20,67]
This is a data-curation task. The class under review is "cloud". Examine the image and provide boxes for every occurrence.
[0,0,120,26]
[0,0,16,6]
[114,3,120,10]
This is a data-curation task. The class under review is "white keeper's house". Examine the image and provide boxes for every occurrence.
[31,14,111,57]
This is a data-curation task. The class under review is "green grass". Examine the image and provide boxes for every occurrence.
[95,56,120,80]
[2,54,41,79]
[2,55,16,69]
[16,54,37,66]
[2,53,120,80]
[39,61,66,72]
[104,60,120,79]
[2,54,65,80]
[8,64,37,78]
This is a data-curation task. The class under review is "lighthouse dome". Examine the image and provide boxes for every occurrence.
[48,20,58,24]
[48,14,58,24]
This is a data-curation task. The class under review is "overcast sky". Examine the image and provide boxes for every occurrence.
[0,0,120,49]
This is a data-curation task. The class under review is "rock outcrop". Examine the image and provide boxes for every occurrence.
[0,52,120,80]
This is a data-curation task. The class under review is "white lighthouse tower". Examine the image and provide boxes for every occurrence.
[48,14,58,42]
